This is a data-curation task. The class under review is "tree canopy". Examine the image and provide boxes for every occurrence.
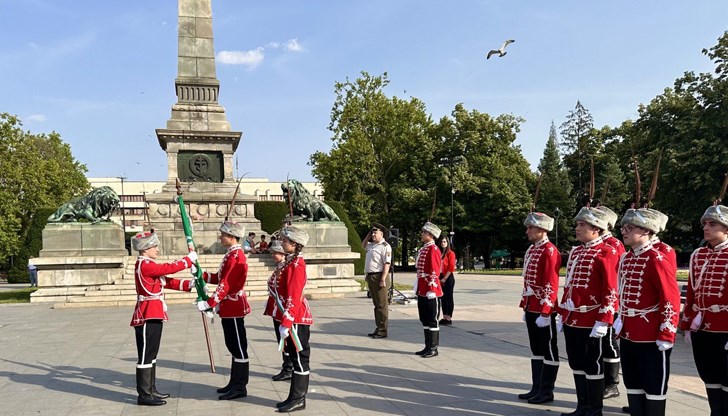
[0,113,89,264]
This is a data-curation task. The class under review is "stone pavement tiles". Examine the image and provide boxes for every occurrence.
[0,275,709,415]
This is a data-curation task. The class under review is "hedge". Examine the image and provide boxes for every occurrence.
[8,208,56,283]
[253,200,365,275]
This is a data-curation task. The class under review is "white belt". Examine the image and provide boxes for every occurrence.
[620,304,659,318]
[137,295,161,301]
[224,291,245,301]
[696,304,728,313]
[560,303,600,313]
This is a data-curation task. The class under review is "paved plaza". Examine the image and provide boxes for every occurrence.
[0,274,709,415]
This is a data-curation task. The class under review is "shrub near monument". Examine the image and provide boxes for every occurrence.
[254,200,365,275]
[8,207,55,283]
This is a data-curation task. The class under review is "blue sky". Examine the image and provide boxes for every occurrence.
[2,1,727,182]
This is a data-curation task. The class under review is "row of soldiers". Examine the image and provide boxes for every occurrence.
[519,201,728,416]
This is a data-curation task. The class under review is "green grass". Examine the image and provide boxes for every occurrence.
[0,287,38,304]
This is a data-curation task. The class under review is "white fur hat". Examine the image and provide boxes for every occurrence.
[281,226,309,247]
[524,212,554,232]
[422,221,442,239]
[574,207,610,231]
[619,208,665,234]
[132,231,160,252]
[270,241,286,254]
[219,221,245,238]
[701,205,728,228]
[595,206,619,230]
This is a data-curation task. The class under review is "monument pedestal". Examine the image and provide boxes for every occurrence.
[33,223,127,291]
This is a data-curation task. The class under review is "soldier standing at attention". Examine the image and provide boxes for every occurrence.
[682,202,728,415]
[414,222,443,358]
[615,208,680,416]
[196,221,251,400]
[518,212,562,405]
[265,241,294,382]
[558,207,619,416]
[593,205,625,400]
[361,222,392,339]
[129,231,197,406]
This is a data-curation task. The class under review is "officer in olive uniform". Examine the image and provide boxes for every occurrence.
[362,222,392,338]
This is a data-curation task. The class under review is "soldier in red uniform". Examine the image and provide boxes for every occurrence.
[414,221,443,358]
[615,208,680,416]
[196,221,251,400]
[129,231,197,406]
[681,203,728,415]
[594,206,626,400]
[264,241,294,382]
[517,212,562,405]
[273,226,314,413]
[559,207,619,416]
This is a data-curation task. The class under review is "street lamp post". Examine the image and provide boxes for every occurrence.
[553,207,561,249]
[117,175,127,232]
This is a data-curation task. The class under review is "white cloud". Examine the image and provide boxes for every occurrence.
[266,42,280,49]
[23,114,47,123]
[284,38,304,52]
[216,47,265,69]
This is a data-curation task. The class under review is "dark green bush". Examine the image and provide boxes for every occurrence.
[8,208,55,283]
[253,200,365,274]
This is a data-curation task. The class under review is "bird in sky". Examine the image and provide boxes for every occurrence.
[486,39,515,59]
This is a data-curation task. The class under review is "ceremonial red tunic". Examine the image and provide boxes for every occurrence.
[130,256,193,326]
[603,234,626,258]
[416,242,443,297]
[618,241,680,342]
[272,255,314,328]
[520,238,561,315]
[651,237,677,270]
[681,239,728,333]
[201,244,251,318]
[264,261,286,317]
[559,238,619,328]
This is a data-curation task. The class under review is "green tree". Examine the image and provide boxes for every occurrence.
[0,113,89,265]
[560,101,600,198]
[309,72,437,264]
[536,122,575,251]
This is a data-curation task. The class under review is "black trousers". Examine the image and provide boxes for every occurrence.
[692,330,728,388]
[620,338,671,398]
[564,325,604,378]
[525,311,559,364]
[221,317,249,362]
[283,324,311,374]
[135,320,163,367]
[440,275,455,317]
[417,296,440,328]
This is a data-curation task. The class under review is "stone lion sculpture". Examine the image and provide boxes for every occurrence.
[48,186,121,223]
[282,179,340,222]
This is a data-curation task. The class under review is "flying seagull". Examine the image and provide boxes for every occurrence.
[486,39,515,59]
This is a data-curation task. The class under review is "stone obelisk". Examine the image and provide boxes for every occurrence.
[146,0,260,255]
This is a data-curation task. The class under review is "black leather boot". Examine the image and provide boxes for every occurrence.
[151,363,170,399]
[625,393,644,416]
[603,361,620,399]
[707,387,723,416]
[561,374,588,416]
[644,399,666,416]
[137,367,166,406]
[584,378,604,416]
[217,358,234,393]
[219,361,248,400]
[529,363,558,404]
[415,329,431,355]
[277,373,309,412]
[273,353,294,381]
[518,359,544,400]
[421,330,439,358]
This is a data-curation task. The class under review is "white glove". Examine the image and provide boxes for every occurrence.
[413,278,418,291]
[426,291,436,300]
[690,312,703,331]
[613,316,623,336]
[656,340,673,351]
[556,315,563,333]
[190,264,198,275]
[590,321,609,338]
[186,251,198,263]
[724,340,728,350]
[196,300,209,312]
[522,312,526,322]
[535,315,551,328]
[186,280,195,292]
[684,331,692,345]
[279,325,290,340]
